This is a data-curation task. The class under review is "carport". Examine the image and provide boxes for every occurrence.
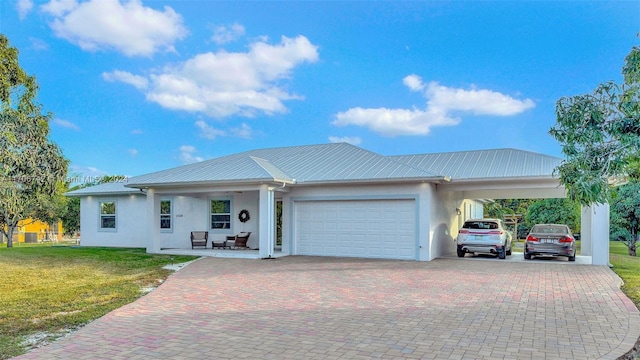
[438,176,609,266]
[394,149,610,266]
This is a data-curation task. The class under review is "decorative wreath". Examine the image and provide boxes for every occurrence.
[238,209,251,223]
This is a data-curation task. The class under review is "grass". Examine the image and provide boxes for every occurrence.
[610,241,640,307]
[0,242,197,359]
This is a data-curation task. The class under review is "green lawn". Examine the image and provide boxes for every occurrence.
[610,241,640,307]
[0,243,197,359]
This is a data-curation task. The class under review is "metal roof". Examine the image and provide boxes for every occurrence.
[390,148,562,180]
[126,143,443,187]
[67,145,563,196]
[66,181,142,196]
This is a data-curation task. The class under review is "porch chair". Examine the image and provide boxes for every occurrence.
[190,231,208,249]
[227,232,251,249]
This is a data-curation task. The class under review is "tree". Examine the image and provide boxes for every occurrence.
[0,35,68,247]
[610,181,640,256]
[525,198,581,233]
[484,199,539,238]
[61,189,80,237]
[549,46,640,206]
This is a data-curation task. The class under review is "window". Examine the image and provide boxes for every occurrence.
[210,199,231,229]
[100,201,116,229]
[160,199,172,230]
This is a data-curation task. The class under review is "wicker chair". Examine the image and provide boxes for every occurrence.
[227,232,251,249]
[190,231,208,249]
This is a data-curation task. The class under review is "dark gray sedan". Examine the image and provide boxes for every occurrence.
[524,224,576,261]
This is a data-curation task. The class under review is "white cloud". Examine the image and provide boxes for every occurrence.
[128,148,138,156]
[53,118,80,130]
[111,35,318,118]
[333,74,535,137]
[178,145,203,164]
[195,120,226,140]
[403,74,424,92]
[328,136,362,145]
[102,70,148,89]
[211,23,245,45]
[29,37,49,51]
[17,0,34,20]
[41,0,188,57]
[230,123,253,139]
[40,0,78,17]
[425,81,535,116]
[131,129,143,134]
[194,121,253,140]
[334,107,458,136]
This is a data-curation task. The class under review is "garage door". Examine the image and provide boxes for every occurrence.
[295,199,416,260]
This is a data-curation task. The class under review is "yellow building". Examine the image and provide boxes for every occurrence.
[2,219,63,243]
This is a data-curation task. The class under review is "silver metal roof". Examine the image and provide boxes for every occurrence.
[390,148,562,180]
[67,145,563,196]
[66,181,142,196]
[126,143,443,187]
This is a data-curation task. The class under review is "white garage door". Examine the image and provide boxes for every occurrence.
[295,199,416,260]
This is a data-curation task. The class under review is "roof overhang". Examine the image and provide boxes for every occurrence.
[437,176,566,199]
[125,177,297,189]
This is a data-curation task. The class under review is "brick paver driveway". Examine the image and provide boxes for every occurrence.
[14,256,640,360]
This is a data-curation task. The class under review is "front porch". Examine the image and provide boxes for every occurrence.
[152,247,289,259]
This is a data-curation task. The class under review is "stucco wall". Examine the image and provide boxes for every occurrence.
[79,194,148,248]
[427,189,487,260]
[159,195,207,249]
[155,192,260,249]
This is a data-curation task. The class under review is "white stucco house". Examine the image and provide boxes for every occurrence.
[67,142,610,265]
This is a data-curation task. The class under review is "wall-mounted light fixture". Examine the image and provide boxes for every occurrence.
[455,208,462,216]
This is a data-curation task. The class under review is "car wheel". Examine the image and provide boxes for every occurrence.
[506,246,512,256]
[498,249,506,259]
[568,252,576,262]
[524,252,531,260]
[457,249,465,258]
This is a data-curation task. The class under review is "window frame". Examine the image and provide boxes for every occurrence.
[160,198,173,232]
[209,198,232,232]
[99,200,117,232]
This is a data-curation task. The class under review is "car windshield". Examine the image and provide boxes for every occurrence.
[463,221,498,230]
[531,225,568,234]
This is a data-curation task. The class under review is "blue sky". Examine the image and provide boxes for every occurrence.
[2,1,639,181]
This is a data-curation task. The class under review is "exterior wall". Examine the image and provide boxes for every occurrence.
[233,192,259,249]
[429,188,459,260]
[429,189,486,260]
[156,192,260,249]
[80,194,148,247]
[281,183,432,261]
[159,195,207,249]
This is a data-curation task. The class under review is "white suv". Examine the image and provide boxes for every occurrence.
[456,219,512,259]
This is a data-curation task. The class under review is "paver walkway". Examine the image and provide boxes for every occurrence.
[13,256,640,359]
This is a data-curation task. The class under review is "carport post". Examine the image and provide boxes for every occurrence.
[584,203,610,266]
[580,206,592,256]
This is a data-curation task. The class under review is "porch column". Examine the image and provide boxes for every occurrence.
[258,185,275,258]
[146,189,161,253]
[587,203,610,266]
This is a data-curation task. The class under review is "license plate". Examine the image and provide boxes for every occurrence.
[542,238,555,243]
